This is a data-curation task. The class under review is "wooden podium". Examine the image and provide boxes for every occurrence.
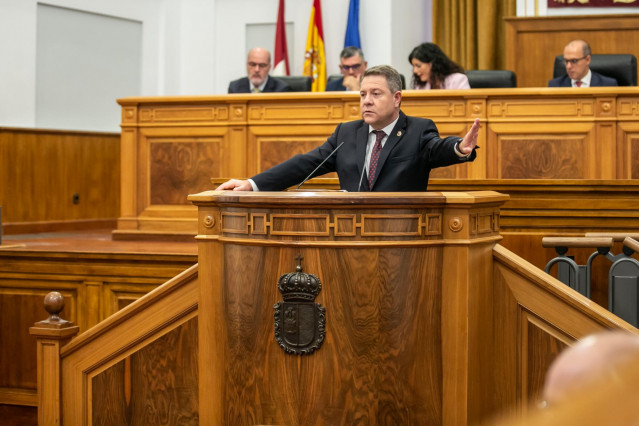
[188,190,508,425]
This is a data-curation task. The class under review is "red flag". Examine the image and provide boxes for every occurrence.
[273,0,290,76]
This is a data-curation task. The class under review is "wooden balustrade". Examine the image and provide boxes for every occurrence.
[30,265,199,425]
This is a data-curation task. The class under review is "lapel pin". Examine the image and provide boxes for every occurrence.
[397,131,402,137]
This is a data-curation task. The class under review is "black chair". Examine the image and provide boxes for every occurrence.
[552,54,637,86]
[466,70,517,88]
[327,73,407,90]
[275,76,312,92]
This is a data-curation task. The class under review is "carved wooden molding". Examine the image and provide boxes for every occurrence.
[139,106,230,123]
[219,212,444,239]
[248,104,345,122]
[618,99,639,117]
[469,212,496,235]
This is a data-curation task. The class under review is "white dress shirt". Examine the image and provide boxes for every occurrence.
[572,70,592,88]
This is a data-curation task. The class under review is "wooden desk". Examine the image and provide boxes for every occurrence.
[116,88,639,237]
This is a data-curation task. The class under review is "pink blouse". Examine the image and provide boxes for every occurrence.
[415,73,470,90]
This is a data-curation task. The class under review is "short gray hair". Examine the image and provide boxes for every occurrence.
[362,65,402,93]
[340,46,365,62]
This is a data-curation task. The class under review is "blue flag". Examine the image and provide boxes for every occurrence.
[344,0,360,48]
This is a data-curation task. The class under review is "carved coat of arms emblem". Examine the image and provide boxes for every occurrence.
[274,254,326,355]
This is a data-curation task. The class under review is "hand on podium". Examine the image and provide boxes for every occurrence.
[216,179,253,191]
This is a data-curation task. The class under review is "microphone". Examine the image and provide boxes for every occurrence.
[357,159,367,192]
[295,141,345,189]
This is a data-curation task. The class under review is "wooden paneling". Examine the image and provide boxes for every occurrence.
[524,316,570,405]
[505,14,639,87]
[427,179,639,309]
[149,139,219,205]
[491,244,636,417]
[92,317,198,425]
[247,124,337,177]
[0,127,120,234]
[499,136,586,179]
[118,89,639,237]
[0,233,196,415]
[0,404,36,426]
[59,265,199,425]
[0,285,76,391]
[190,191,505,425]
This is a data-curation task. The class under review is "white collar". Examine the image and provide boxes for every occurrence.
[572,70,592,87]
[250,76,269,92]
[368,115,400,136]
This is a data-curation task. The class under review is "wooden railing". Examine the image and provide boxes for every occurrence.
[490,243,637,414]
[30,264,199,425]
[542,235,639,328]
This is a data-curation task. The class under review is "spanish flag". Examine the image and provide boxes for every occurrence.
[303,0,326,91]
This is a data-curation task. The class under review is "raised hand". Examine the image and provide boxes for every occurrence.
[459,118,480,155]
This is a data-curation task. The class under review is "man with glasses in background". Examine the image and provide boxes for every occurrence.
[228,47,291,93]
[548,40,618,88]
[326,46,368,91]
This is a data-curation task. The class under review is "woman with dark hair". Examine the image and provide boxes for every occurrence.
[408,42,470,90]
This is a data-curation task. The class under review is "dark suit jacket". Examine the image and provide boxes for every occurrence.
[227,76,291,93]
[252,111,476,192]
[548,71,618,87]
[325,77,347,91]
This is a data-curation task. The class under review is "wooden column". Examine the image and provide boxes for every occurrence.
[29,292,79,426]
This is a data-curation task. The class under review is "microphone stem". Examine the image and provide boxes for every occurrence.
[296,141,345,189]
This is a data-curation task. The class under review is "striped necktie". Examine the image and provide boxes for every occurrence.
[368,130,386,188]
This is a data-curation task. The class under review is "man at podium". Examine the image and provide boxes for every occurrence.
[217,65,480,192]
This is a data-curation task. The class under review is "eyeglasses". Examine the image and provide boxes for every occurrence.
[247,62,269,69]
[339,63,363,72]
[563,56,588,66]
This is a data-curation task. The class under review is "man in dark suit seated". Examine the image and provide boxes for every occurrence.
[217,65,480,192]
[548,40,618,88]
[228,47,291,93]
[325,46,368,92]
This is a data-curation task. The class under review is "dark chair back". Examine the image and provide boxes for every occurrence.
[466,70,517,88]
[275,76,312,92]
[553,54,637,86]
[327,73,407,90]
